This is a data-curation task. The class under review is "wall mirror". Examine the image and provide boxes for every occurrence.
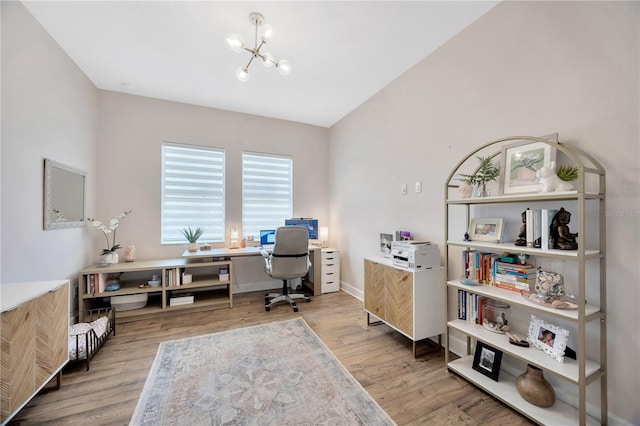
[44,158,86,230]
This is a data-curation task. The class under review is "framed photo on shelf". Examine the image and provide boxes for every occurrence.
[472,341,503,381]
[468,218,504,242]
[500,139,556,195]
[527,314,570,362]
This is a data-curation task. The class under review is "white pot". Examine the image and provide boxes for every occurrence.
[188,242,199,252]
[101,252,119,264]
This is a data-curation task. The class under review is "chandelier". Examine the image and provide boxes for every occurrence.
[224,12,291,82]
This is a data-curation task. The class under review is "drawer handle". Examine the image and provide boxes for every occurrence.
[326,263,334,266]
[326,272,334,275]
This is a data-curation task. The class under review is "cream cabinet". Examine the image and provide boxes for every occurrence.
[444,136,606,425]
[364,257,444,357]
[1,280,69,425]
[320,249,340,293]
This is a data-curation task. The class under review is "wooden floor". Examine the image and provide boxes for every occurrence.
[11,290,533,425]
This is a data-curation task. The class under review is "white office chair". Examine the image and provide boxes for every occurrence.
[261,226,311,312]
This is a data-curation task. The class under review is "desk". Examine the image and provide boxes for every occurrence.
[182,246,323,296]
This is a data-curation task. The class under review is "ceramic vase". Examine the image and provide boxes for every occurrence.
[101,252,119,265]
[515,364,556,407]
[188,242,199,252]
[458,183,473,199]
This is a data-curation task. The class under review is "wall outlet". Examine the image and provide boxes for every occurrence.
[402,183,407,195]
[415,181,422,193]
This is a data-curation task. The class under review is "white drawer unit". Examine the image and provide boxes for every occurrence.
[320,249,340,293]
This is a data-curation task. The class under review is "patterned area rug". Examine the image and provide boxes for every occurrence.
[130,318,395,425]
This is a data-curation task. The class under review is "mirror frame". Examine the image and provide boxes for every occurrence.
[43,158,87,230]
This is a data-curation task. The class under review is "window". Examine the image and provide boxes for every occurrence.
[161,142,225,244]
[242,152,293,238]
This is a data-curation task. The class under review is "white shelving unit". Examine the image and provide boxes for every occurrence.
[444,136,606,425]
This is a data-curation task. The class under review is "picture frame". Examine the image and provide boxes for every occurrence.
[527,315,570,362]
[468,218,504,242]
[379,233,393,257]
[500,140,556,195]
[472,341,503,381]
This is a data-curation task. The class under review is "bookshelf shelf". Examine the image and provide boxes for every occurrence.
[444,136,607,425]
[78,258,233,323]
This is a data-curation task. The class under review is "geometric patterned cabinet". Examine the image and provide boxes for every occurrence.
[364,256,445,357]
[1,280,69,425]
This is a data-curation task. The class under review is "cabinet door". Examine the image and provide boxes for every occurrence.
[36,283,68,386]
[364,260,385,319]
[385,267,413,337]
[1,300,36,422]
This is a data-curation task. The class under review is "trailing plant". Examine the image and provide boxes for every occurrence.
[181,226,204,243]
[556,165,579,182]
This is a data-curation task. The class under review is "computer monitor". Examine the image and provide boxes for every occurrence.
[260,230,276,245]
[284,218,318,240]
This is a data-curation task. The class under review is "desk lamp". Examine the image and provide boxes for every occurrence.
[319,227,329,248]
[229,226,240,249]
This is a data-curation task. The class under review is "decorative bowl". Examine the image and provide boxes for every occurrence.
[148,280,161,287]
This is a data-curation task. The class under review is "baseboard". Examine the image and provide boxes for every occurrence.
[340,281,363,301]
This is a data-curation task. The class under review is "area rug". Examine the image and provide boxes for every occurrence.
[130,318,395,425]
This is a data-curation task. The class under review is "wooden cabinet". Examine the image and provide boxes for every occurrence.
[1,281,69,425]
[79,258,232,323]
[364,257,445,356]
[444,136,606,425]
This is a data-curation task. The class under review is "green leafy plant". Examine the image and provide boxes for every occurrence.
[181,226,204,243]
[556,165,579,182]
[456,155,501,194]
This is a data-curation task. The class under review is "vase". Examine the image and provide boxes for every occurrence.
[515,364,556,407]
[188,242,199,252]
[458,183,473,199]
[100,252,119,265]
[474,183,490,197]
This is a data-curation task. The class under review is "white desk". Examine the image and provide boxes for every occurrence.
[182,246,323,296]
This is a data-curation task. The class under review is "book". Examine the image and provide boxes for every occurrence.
[541,208,559,249]
[87,274,96,294]
[97,273,106,293]
[525,208,534,247]
[533,209,542,248]
[170,293,194,306]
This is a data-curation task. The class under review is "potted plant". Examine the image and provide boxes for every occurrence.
[456,155,501,197]
[556,165,579,182]
[88,210,132,264]
[181,226,204,252]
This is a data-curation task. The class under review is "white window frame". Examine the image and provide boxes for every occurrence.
[161,142,225,244]
[242,152,293,239]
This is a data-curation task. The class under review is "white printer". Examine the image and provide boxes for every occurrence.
[391,241,440,270]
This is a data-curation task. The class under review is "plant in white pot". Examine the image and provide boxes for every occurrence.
[88,210,132,265]
[182,226,204,252]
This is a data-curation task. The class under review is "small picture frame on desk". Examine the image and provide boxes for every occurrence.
[380,233,393,257]
[472,341,503,381]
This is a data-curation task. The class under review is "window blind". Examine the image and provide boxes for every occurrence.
[161,143,225,244]
[242,153,292,238]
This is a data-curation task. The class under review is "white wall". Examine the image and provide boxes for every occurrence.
[1,1,98,317]
[96,91,329,290]
[329,1,638,424]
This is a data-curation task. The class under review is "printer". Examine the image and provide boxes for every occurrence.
[391,241,440,270]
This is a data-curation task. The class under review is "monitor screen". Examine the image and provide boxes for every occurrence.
[260,230,276,245]
[284,218,318,240]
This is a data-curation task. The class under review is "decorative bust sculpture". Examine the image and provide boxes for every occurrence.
[514,210,528,246]
[550,207,578,250]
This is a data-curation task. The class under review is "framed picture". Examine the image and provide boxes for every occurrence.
[500,140,556,195]
[472,341,503,381]
[527,315,570,362]
[380,233,393,257]
[468,218,504,242]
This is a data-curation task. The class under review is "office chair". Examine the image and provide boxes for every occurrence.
[261,226,311,312]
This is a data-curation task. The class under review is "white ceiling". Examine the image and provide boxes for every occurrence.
[23,1,498,128]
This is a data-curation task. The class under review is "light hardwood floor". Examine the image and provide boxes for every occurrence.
[11,290,533,425]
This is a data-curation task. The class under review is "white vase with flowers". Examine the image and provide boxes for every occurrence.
[88,210,132,265]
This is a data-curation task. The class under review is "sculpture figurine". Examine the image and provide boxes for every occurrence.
[514,210,528,246]
[536,161,574,192]
[550,207,578,250]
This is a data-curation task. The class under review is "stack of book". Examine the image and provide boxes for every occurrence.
[461,250,501,285]
[494,262,536,294]
[169,293,194,306]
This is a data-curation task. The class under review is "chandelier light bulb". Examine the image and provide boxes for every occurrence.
[261,25,274,43]
[224,33,245,53]
[262,52,274,68]
[277,59,291,76]
[235,67,250,82]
